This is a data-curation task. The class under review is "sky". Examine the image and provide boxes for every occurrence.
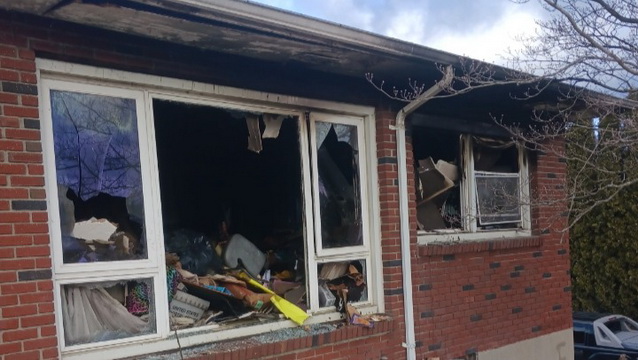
[249,0,545,65]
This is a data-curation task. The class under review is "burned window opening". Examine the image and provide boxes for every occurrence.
[154,100,310,329]
[412,129,462,231]
[412,127,525,233]
[317,260,367,309]
[473,137,522,228]
[44,75,380,354]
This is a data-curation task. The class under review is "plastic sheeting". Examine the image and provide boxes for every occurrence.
[61,285,151,346]
[50,90,142,201]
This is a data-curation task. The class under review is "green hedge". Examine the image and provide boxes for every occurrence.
[569,114,638,318]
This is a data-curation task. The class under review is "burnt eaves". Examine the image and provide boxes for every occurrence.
[0,0,458,82]
[0,0,577,124]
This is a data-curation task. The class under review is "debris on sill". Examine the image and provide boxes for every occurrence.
[60,221,377,345]
[132,323,338,360]
[134,315,392,360]
[163,229,312,330]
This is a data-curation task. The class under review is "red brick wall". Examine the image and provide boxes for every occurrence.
[0,10,571,360]
[412,138,572,359]
[0,17,58,360]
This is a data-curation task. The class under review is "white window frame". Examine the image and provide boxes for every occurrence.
[38,59,383,360]
[41,80,162,276]
[306,113,374,312]
[418,134,531,244]
[40,79,169,354]
[309,113,371,257]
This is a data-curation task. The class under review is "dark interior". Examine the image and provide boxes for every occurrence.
[153,100,303,243]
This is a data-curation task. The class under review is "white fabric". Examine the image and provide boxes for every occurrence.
[62,285,148,345]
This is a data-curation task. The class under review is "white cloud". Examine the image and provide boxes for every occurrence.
[249,0,541,64]
[250,0,294,9]
[319,0,375,32]
[250,0,374,32]
[424,8,539,64]
[385,10,427,45]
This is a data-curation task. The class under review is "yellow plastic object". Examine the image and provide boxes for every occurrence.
[236,272,309,325]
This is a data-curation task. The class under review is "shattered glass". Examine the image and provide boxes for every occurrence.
[315,122,363,248]
[61,278,156,346]
[50,90,147,263]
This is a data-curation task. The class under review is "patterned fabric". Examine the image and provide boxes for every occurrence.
[125,266,183,316]
[126,281,150,316]
[166,266,182,303]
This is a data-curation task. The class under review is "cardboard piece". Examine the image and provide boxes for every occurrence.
[169,290,210,321]
[71,217,117,242]
[262,114,284,139]
[417,157,457,203]
[246,115,263,153]
[283,286,305,306]
[416,157,459,230]
[417,200,446,231]
[318,262,348,280]
[272,279,302,295]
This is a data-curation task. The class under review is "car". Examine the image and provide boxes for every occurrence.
[574,311,638,360]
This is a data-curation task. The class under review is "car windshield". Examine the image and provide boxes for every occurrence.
[604,318,638,334]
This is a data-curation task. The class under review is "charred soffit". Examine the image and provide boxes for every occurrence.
[0,0,563,125]
[4,0,443,81]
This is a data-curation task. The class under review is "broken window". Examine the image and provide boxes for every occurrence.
[60,278,156,346]
[42,80,162,350]
[413,129,462,231]
[50,90,147,263]
[412,128,529,235]
[153,102,372,330]
[315,122,363,249]
[473,137,522,226]
[154,100,311,327]
[317,260,367,309]
[43,74,379,354]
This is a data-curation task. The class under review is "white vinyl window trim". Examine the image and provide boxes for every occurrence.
[40,79,169,353]
[309,113,371,258]
[418,135,531,245]
[40,80,162,276]
[38,59,383,360]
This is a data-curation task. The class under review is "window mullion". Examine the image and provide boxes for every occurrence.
[519,143,531,230]
[462,135,478,232]
[300,113,320,312]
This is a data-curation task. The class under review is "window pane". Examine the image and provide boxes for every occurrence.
[412,129,462,230]
[60,278,156,346]
[50,90,147,263]
[472,137,522,227]
[475,172,521,225]
[317,259,367,308]
[316,122,363,248]
[473,137,518,172]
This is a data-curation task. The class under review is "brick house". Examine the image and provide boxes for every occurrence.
[0,1,573,359]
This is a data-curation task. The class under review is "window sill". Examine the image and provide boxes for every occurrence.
[62,306,383,360]
[417,231,542,256]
